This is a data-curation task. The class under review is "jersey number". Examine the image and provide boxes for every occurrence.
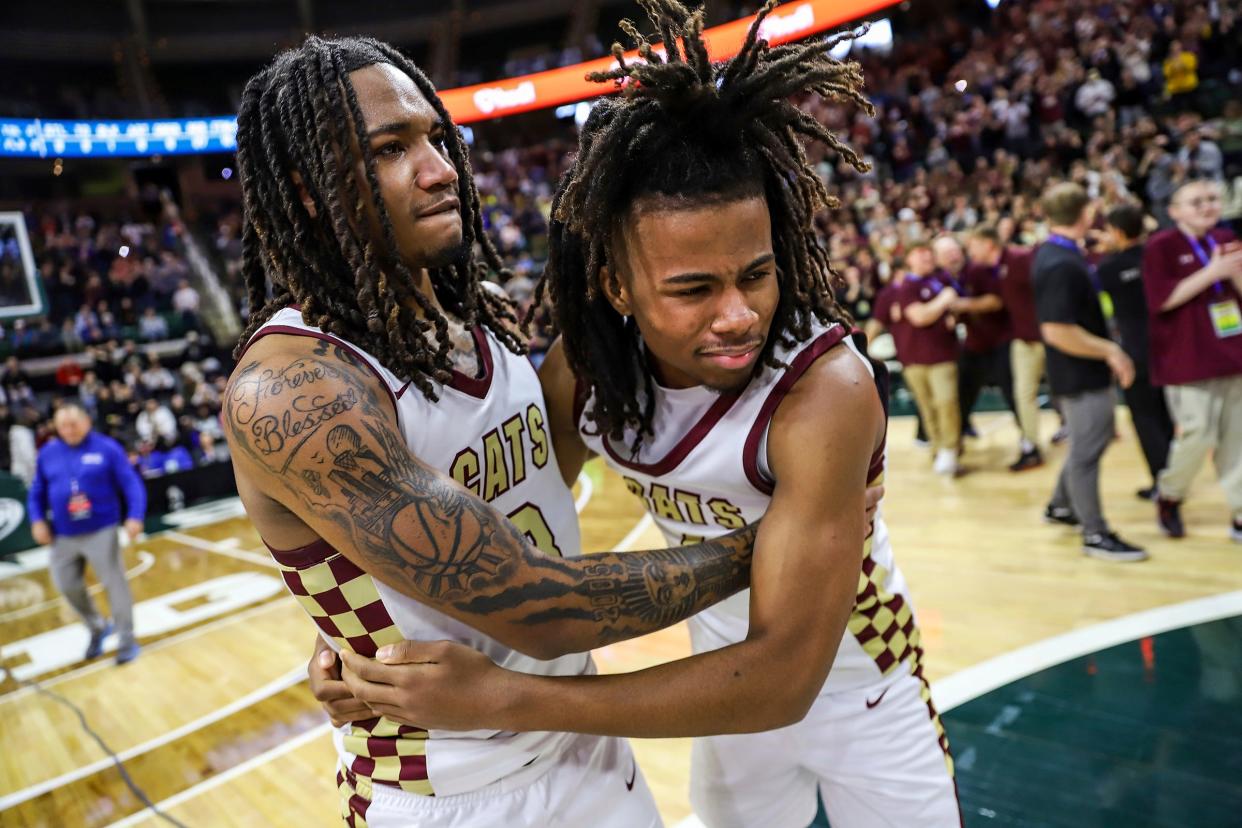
[507,503,563,557]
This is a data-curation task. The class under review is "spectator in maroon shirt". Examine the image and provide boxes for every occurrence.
[1142,179,1242,542]
[865,273,929,448]
[865,277,902,351]
[899,243,962,475]
[967,226,1045,470]
[940,234,1020,462]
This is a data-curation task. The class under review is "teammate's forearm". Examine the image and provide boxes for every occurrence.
[330,447,757,657]
[333,437,757,657]
[497,632,831,737]
[329,429,761,656]
[441,524,758,659]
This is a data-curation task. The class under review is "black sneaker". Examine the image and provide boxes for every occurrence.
[1044,504,1079,526]
[962,423,979,439]
[1156,497,1185,538]
[1010,448,1044,472]
[1083,532,1148,562]
[1136,486,1156,501]
[1230,519,1242,544]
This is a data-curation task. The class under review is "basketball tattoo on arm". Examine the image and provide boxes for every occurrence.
[225,340,756,649]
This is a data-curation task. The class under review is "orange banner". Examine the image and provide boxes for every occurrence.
[439,0,898,124]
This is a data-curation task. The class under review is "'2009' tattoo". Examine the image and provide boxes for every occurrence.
[224,339,756,648]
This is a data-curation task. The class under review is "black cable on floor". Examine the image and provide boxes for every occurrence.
[2,662,190,828]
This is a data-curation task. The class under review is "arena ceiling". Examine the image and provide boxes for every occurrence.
[1,0,644,63]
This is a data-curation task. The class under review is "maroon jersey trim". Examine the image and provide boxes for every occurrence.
[571,373,589,428]
[860,330,891,484]
[263,536,337,569]
[445,327,495,399]
[742,326,889,494]
[598,380,744,476]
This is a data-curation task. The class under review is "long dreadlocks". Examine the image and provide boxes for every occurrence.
[233,35,525,399]
[536,0,872,445]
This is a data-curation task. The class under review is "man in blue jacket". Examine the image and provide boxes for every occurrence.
[28,401,147,663]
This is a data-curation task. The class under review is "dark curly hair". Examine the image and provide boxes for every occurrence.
[233,35,524,399]
[535,0,872,445]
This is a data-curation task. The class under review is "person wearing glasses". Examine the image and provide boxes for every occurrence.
[1143,179,1242,542]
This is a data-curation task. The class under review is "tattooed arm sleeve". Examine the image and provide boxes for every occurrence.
[224,337,755,660]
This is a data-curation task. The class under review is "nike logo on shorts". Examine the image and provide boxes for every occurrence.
[625,758,637,791]
[865,686,891,709]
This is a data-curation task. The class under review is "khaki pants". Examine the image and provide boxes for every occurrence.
[903,362,960,454]
[1010,339,1046,446]
[1159,375,1242,519]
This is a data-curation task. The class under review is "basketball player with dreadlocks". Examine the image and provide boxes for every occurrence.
[330,3,961,826]
[221,33,798,827]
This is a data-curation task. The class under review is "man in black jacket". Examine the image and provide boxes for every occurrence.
[1096,203,1173,501]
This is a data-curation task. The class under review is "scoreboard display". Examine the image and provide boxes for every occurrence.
[0,117,238,159]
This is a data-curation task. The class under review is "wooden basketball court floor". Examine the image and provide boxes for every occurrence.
[2,409,1239,828]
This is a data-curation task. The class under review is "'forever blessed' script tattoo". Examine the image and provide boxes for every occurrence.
[229,355,363,469]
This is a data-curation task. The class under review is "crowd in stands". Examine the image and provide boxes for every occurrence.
[805,0,1241,311]
[6,201,203,357]
[0,199,226,487]
[456,0,1242,377]
[4,0,1241,533]
[0,329,232,485]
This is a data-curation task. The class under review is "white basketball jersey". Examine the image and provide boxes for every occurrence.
[245,306,590,797]
[578,321,921,693]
